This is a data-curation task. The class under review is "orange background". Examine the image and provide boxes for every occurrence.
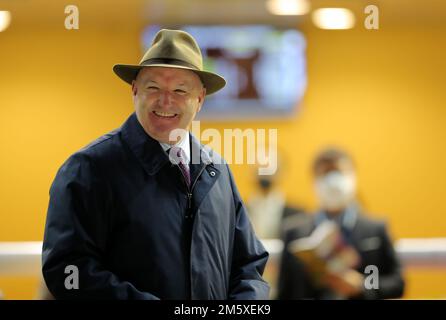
[0,1,445,299]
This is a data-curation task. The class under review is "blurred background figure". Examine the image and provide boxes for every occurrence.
[278,147,405,299]
[248,167,305,240]
[247,164,306,299]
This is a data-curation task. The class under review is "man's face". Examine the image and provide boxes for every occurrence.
[314,159,357,213]
[315,159,353,178]
[132,67,206,144]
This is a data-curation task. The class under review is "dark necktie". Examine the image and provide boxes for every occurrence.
[169,146,191,188]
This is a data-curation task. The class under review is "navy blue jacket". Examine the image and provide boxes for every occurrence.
[42,113,269,300]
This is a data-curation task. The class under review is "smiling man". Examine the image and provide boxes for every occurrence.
[42,29,269,300]
[132,67,205,145]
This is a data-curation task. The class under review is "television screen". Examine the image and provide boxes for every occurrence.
[142,25,307,120]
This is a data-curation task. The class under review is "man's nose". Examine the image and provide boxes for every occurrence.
[158,90,173,108]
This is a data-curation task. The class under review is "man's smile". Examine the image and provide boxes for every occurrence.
[152,110,178,118]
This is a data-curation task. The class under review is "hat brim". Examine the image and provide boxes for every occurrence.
[113,63,226,96]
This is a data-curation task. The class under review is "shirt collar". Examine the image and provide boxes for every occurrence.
[159,133,190,164]
[121,113,212,177]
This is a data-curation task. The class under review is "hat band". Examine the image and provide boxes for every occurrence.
[140,58,200,71]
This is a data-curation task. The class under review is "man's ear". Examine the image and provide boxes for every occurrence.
[197,87,206,113]
[131,80,138,96]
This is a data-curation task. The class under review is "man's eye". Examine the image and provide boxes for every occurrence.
[174,89,187,94]
[147,86,159,90]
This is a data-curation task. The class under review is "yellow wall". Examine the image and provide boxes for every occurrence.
[0,5,445,299]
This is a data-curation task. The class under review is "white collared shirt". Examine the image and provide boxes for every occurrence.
[159,133,190,167]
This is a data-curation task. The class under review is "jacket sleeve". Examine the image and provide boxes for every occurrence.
[359,223,405,300]
[226,167,270,300]
[42,153,159,300]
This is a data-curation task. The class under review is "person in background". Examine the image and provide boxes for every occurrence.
[277,147,405,299]
[248,169,305,240]
[247,168,305,300]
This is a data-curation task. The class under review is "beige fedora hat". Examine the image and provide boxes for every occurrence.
[113,29,226,95]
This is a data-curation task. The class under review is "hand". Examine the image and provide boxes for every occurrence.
[322,269,364,298]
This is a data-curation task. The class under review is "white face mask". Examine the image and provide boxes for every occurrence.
[315,171,356,211]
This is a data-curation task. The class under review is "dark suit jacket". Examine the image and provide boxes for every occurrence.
[277,207,405,299]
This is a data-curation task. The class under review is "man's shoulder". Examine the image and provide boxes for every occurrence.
[58,127,124,174]
[78,127,122,156]
[356,213,386,228]
[354,213,388,236]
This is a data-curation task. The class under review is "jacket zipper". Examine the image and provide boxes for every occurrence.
[179,164,207,212]
[177,163,208,299]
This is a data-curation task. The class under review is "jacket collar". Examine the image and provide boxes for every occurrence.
[120,112,213,176]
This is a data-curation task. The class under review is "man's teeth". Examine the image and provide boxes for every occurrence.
[153,111,177,118]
